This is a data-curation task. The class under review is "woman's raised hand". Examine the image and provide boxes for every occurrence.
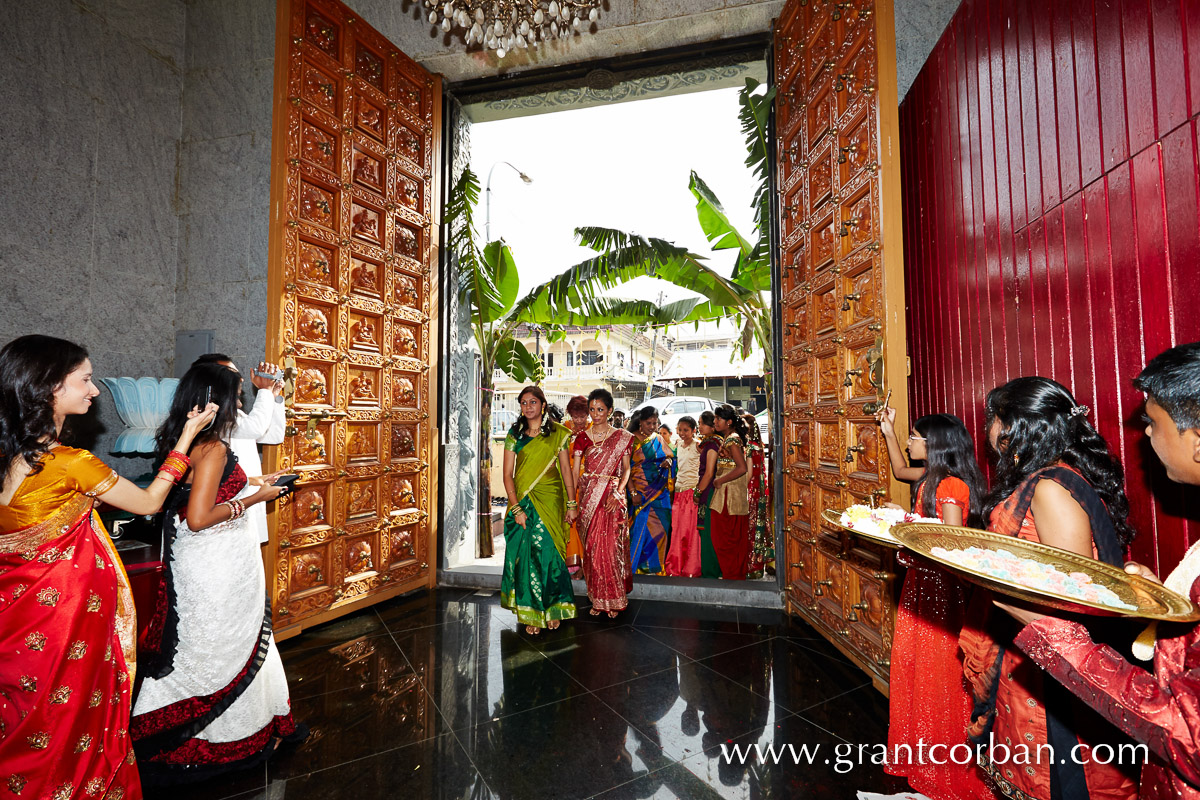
[876,405,897,435]
[183,402,219,436]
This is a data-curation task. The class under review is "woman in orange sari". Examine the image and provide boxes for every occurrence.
[563,395,590,576]
[0,335,216,800]
[960,377,1139,799]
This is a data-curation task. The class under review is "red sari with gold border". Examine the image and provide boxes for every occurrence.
[0,446,142,800]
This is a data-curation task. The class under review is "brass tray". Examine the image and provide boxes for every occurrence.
[820,507,903,549]
[891,523,1200,622]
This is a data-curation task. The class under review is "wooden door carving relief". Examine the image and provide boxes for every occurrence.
[266,0,442,638]
[775,0,907,692]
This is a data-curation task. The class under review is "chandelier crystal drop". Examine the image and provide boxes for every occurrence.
[423,0,603,59]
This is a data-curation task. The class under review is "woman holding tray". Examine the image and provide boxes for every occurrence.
[627,407,674,574]
[877,407,990,799]
[958,377,1139,800]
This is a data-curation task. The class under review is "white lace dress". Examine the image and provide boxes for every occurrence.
[131,459,295,780]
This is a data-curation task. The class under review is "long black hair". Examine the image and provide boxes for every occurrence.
[154,362,242,462]
[714,404,748,442]
[509,385,554,439]
[910,413,986,526]
[0,335,91,481]
[983,376,1135,545]
[742,413,763,446]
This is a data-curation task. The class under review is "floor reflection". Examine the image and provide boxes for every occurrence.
[145,588,905,800]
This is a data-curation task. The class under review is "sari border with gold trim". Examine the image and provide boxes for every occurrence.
[0,493,94,554]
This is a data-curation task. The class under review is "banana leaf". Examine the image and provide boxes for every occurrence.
[477,240,519,323]
[494,337,541,384]
[739,78,776,261]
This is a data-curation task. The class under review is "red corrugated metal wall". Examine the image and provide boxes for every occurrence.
[900,0,1200,574]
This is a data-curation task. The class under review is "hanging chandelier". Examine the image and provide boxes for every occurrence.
[424,1,603,59]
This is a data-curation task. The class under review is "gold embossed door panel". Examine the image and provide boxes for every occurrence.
[267,0,441,638]
[775,0,907,692]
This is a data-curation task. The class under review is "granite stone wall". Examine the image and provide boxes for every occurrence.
[173,0,277,378]
[0,0,186,473]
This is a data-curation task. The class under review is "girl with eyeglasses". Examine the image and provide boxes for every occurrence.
[877,404,991,799]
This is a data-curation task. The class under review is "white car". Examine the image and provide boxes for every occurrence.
[630,396,717,432]
[755,409,770,446]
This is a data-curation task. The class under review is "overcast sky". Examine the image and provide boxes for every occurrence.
[467,85,760,314]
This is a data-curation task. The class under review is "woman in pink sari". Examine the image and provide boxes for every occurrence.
[571,389,634,617]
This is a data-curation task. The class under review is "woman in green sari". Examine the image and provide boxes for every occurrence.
[501,386,580,634]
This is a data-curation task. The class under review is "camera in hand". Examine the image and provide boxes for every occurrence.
[254,367,284,381]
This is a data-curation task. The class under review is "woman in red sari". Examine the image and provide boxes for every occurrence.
[877,407,992,800]
[742,414,772,579]
[959,377,1139,800]
[0,335,216,800]
[572,389,634,617]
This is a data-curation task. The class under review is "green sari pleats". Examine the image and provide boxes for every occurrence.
[500,421,576,628]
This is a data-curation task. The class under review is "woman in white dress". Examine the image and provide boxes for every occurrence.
[132,362,301,783]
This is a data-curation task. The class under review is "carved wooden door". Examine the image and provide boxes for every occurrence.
[774,0,908,691]
[265,0,441,639]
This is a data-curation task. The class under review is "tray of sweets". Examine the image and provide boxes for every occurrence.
[891,523,1200,621]
[821,505,941,549]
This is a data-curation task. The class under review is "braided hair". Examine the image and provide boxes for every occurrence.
[714,404,748,442]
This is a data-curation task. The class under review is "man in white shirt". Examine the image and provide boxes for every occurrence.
[192,354,286,544]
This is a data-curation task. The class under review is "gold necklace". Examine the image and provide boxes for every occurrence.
[590,424,613,447]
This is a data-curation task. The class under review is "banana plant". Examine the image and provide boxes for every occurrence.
[539,78,777,362]
[448,168,710,557]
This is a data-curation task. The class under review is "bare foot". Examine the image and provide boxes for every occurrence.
[524,625,540,635]
[547,619,561,630]
[589,608,602,616]
[607,610,619,619]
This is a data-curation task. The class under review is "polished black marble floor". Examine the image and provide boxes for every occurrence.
[149,589,906,800]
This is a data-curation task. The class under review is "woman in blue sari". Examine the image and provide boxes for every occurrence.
[627,407,675,574]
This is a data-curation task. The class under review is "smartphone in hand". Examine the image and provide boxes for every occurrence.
[199,386,215,431]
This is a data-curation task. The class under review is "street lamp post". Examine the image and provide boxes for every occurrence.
[484,160,533,243]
